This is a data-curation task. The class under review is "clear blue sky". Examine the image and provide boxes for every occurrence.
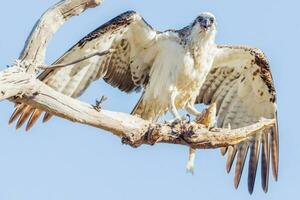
[0,0,297,199]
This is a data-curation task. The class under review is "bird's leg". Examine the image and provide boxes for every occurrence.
[185,102,201,174]
[93,95,108,112]
[186,102,201,116]
[168,91,181,122]
[186,147,196,174]
[185,102,217,174]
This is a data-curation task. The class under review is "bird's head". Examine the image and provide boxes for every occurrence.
[192,12,216,33]
[189,12,217,45]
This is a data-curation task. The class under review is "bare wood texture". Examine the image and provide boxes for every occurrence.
[0,67,35,101]
[22,80,276,148]
[38,49,114,70]
[0,68,275,149]
[19,0,103,70]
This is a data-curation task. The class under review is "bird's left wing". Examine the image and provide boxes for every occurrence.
[196,45,278,193]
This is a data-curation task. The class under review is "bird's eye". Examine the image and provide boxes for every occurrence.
[198,16,204,22]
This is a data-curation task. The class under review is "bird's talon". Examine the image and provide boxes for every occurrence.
[146,128,157,145]
[93,95,108,112]
[169,118,182,124]
[93,105,101,112]
[186,114,191,123]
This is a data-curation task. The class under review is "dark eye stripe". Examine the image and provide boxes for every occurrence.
[198,16,204,22]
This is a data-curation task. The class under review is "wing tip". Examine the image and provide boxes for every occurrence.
[271,125,279,182]
[220,147,227,156]
[25,110,43,131]
[8,104,25,125]
[225,146,237,173]
[15,106,34,130]
[233,145,249,190]
[42,113,53,123]
[261,132,270,194]
[247,140,261,194]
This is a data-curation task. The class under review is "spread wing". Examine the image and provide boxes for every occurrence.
[9,11,158,130]
[196,45,278,193]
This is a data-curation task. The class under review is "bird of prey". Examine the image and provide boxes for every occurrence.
[9,11,278,194]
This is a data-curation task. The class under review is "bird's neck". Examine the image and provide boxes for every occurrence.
[188,31,216,67]
[188,28,216,52]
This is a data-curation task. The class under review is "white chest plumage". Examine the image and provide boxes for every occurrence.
[140,34,216,120]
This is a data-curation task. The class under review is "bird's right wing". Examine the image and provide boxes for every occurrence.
[10,11,159,130]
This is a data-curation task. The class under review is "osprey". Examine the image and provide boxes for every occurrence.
[9,11,278,194]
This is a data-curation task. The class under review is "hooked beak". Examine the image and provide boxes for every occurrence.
[200,18,212,30]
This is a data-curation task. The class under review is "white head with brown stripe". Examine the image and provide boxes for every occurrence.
[189,12,217,47]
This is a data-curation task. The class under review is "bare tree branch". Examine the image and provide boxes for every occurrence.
[19,0,103,71]
[22,81,276,148]
[0,69,275,149]
[0,67,35,101]
[2,0,103,100]
[0,0,276,152]
[38,49,114,70]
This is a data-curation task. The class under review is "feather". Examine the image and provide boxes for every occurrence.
[9,104,27,124]
[16,106,34,129]
[196,45,278,193]
[261,131,270,193]
[9,10,158,130]
[234,144,249,189]
[220,147,228,156]
[248,139,261,194]
[271,124,279,181]
[42,113,53,123]
[226,146,237,173]
[26,110,43,131]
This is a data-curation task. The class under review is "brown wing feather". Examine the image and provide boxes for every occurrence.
[196,45,278,193]
[234,144,249,189]
[9,104,27,124]
[16,106,34,129]
[226,146,237,173]
[26,110,43,131]
[220,147,228,156]
[42,113,53,123]
[103,39,138,92]
[271,118,279,180]
[248,139,261,194]
[9,11,157,130]
[261,131,270,192]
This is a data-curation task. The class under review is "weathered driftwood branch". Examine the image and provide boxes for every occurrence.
[2,0,103,100]
[0,67,35,101]
[122,119,275,149]
[0,0,275,150]
[19,0,103,72]
[38,49,114,70]
[0,68,274,149]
